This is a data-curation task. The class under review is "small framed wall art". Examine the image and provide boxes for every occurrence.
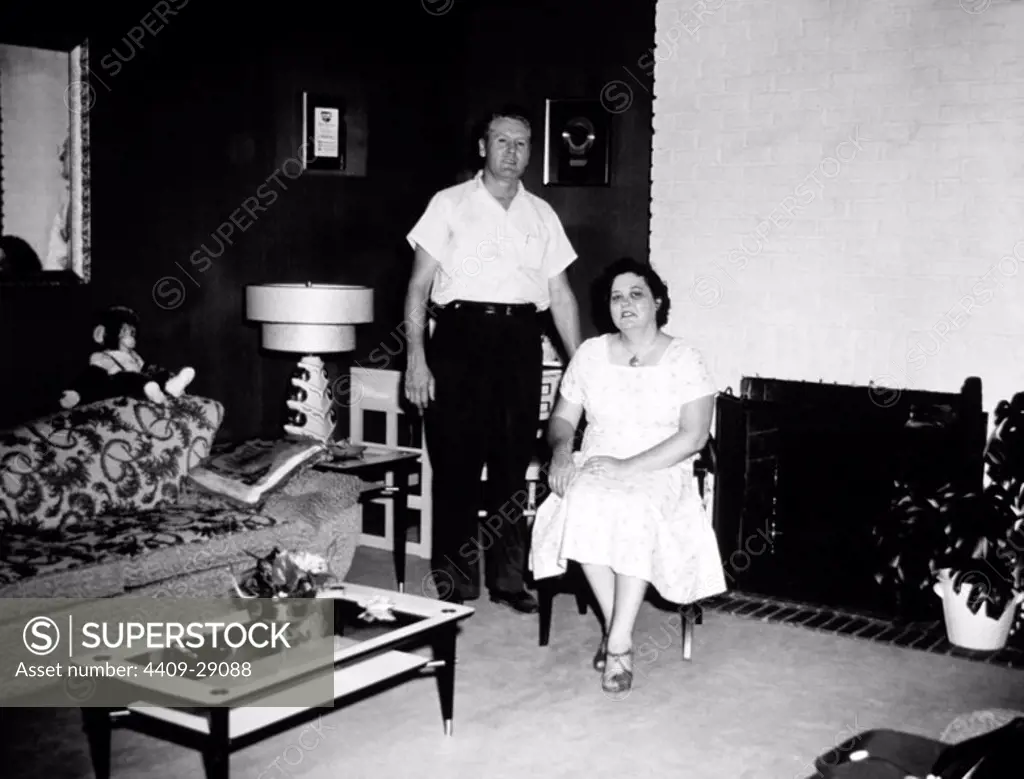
[542,98,611,187]
[300,91,367,176]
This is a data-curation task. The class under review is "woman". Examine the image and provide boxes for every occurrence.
[529,257,727,695]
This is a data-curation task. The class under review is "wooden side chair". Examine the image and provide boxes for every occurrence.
[536,434,718,662]
[348,367,433,562]
[479,364,565,523]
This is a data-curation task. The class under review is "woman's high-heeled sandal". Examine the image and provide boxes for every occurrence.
[601,648,633,695]
[593,636,607,672]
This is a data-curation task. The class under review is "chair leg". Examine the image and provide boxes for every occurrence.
[680,603,703,662]
[538,582,554,647]
[572,566,588,615]
[573,587,588,615]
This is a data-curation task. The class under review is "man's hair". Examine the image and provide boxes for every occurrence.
[478,104,534,141]
[462,104,534,172]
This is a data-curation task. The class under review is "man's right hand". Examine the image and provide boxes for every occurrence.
[404,353,435,412]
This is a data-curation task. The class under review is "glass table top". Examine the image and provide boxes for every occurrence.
[55,584,475,709]
[118,595,429,685]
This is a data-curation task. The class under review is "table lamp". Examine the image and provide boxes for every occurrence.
[246,282,373,443]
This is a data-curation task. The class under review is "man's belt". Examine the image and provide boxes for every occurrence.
[442,300,537,318]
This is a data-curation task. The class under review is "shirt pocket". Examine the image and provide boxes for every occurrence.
[510,223,546,270]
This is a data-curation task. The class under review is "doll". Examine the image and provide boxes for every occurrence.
[60,305,196,409]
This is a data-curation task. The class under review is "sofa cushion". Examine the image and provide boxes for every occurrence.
[0,394,223,530]
[0,492,270,597]
[0,470,366,598]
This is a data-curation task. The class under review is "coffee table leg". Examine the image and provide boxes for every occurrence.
[433,624,457,736]
[81,707,112,779]
[202,709,229,779]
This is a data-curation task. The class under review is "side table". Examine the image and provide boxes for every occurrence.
[315,445,421,592]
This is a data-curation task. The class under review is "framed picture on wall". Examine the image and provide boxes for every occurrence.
[0,37,92,285]
[300,91,367,177]
[542,98,611,187]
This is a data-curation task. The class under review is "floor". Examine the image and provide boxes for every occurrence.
[1,546,1022,779]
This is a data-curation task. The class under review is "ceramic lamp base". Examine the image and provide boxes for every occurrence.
[284,355,337,443]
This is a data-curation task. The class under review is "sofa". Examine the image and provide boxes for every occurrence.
[0,393,366,601]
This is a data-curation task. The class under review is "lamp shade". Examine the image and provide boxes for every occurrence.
[246,283,373,354]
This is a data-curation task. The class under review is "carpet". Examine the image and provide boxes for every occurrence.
[2,547,1022,779]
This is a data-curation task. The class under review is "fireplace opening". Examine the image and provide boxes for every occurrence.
[710,376,986,621]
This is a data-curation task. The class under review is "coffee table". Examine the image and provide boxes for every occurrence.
[75,584,474,779]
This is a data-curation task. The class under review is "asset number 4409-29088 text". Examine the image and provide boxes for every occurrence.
[144,661,253,678]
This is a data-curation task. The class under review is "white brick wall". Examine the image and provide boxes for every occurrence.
[650,0,1024,414]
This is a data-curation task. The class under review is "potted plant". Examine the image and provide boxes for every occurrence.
[873,478,956,623]
[875,394,1024,650]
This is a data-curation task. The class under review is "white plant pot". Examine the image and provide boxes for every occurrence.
[932,568,1024,651]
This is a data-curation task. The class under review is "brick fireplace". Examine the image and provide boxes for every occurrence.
[710,375,986,620]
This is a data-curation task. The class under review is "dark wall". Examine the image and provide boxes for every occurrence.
[0,0,655,440]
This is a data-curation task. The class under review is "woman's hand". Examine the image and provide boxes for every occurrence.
[580,456,636,481]
[547,448,577,497]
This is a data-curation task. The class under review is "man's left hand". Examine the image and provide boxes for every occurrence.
[580,456,635,481]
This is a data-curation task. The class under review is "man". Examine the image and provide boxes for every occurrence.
[404,106,582,613]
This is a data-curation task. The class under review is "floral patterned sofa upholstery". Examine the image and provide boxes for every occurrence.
[0,395,364,599]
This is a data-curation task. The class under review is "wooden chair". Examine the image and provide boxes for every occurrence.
[476,365,564,516]
[348,367,432,561]
[525,366,566,521]
[536,435,718,662]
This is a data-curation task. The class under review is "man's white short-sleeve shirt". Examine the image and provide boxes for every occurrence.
[406,171,577,312]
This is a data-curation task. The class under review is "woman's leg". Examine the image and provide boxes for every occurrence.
[581,563,615,631]
[606,573,648,654]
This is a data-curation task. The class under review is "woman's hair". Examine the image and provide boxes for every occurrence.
[594,257,672,329]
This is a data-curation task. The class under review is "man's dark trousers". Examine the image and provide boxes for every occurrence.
[424,301,542,601]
